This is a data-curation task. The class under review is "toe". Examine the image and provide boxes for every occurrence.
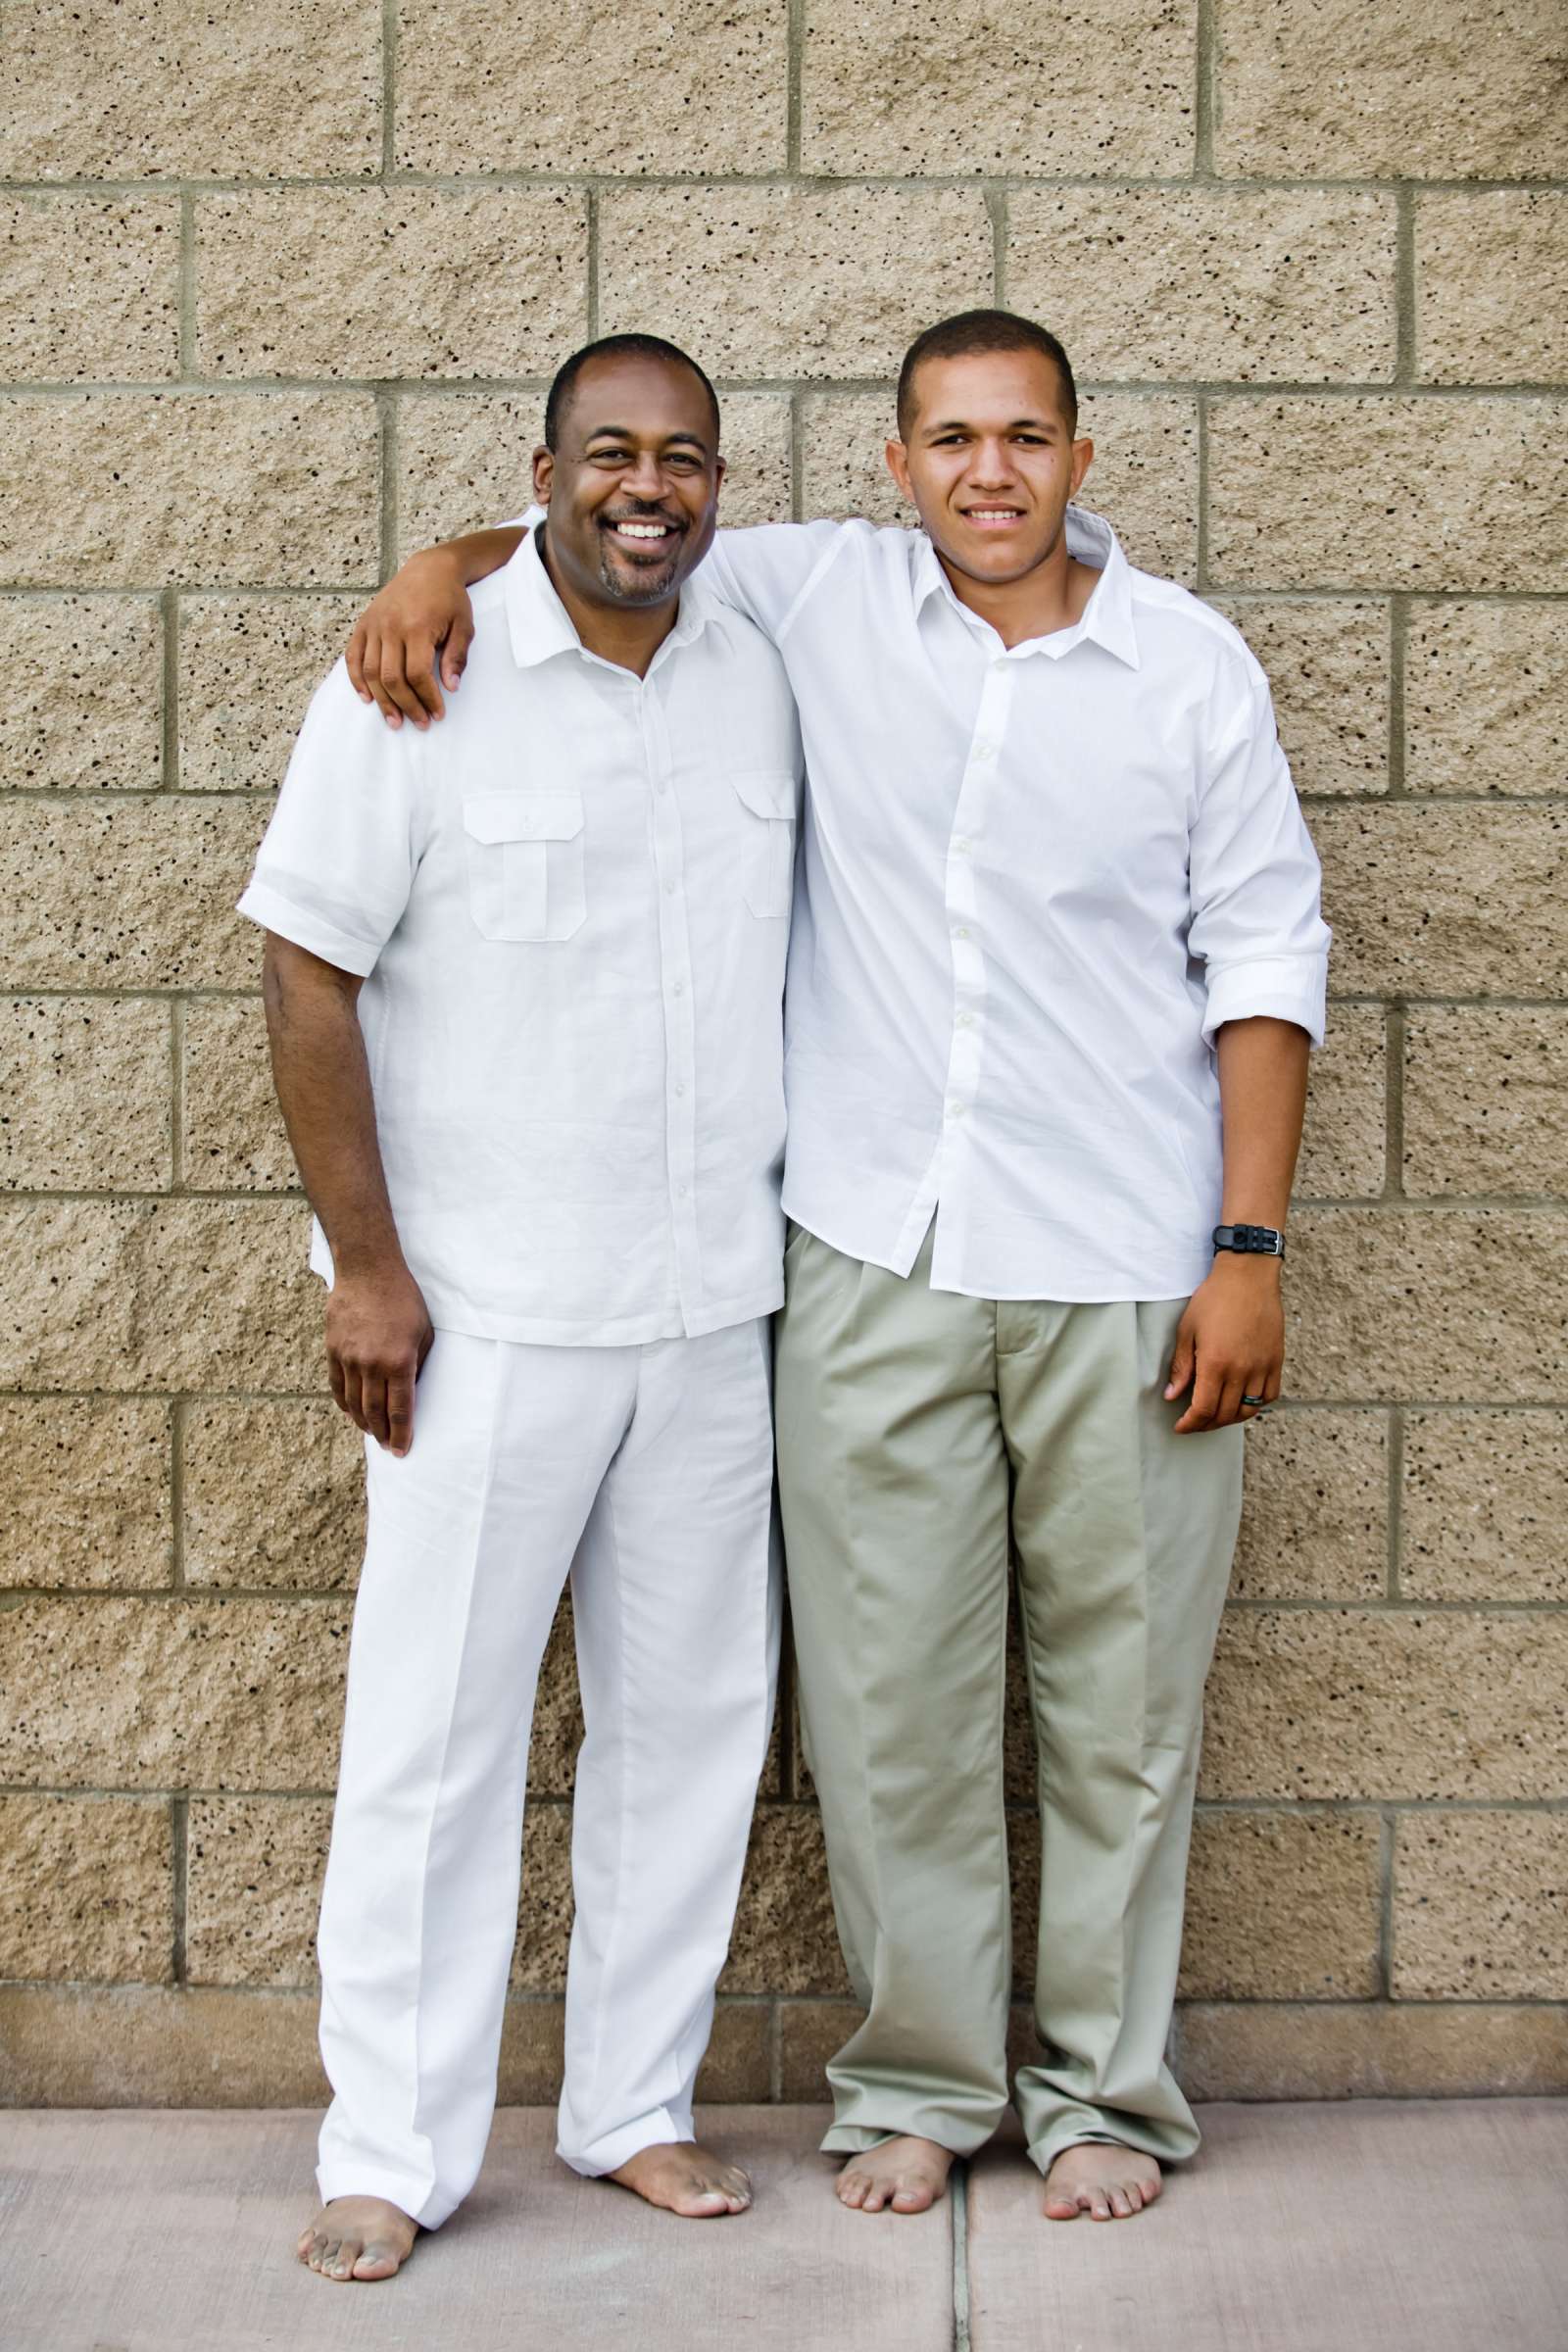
[327,2237,362,2280]
[891,2184,933,2213]
[1043,2192,1080,2220]
[1140,2171,1163,2204]
[1108,2188,1132,2219]
[1087,2191,1112,2221]
[352,2244,401,2279]
[837,2171,869,2209]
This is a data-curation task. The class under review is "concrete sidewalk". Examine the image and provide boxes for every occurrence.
[3,2101,1565,2351]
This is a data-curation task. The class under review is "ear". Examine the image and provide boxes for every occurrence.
[532,445,554,506]
[885,436,914,505]
[1069,435,1094,498]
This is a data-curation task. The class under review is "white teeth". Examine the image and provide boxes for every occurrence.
[612,522,670,539]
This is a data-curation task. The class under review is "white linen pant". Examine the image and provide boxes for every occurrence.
[314,1318,779,2228]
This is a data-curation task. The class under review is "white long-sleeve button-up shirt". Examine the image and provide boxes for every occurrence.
[238,527,802,1346]
[699,506,1330,1303]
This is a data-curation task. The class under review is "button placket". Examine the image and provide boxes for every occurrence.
[643,690,703,1320]
[940,665,1008,1147]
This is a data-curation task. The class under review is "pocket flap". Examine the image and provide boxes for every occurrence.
[464,790,584,844]
[731,769,799,822]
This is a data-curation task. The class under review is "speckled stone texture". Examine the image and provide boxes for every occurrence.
[1008,190,1397,384]
[2,997,172,1190]
[1399,1410,1568,1603]
[1231,1407,1389,1601]
[2,0,1564,2110]
[0,1398,172,1589]
[0,597,163,790]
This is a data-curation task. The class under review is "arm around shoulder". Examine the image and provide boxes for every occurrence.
[346,522,527,729]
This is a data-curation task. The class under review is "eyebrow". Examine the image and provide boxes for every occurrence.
[923,415,1059,435]
[582,424,711,452]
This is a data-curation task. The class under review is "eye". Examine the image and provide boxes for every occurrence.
[663,452,704,471]
[587,446,632,466]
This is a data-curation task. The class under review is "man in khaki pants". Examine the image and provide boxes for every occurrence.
[338,309,1329,2223]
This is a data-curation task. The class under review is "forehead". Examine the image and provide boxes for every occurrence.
[906,345,1071,431]
[561,352,716,447]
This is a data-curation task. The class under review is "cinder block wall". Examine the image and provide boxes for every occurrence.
[2,0,1565,2107]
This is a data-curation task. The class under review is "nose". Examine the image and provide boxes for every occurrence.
[965,438,1016,489]
[622,448,668,503]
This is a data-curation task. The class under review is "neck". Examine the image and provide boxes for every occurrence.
[539,528,679,679]
[937,524,1099,652]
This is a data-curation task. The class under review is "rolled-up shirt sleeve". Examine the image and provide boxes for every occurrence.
[1189,647,1332,1050]
[236,659,428,975]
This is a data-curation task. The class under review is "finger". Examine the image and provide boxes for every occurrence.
[346,621,372,703]
[360,1367,391,1448]
[1213,1372,1249,1429]
[1174,1364,1223,1434]
[339,1360,369,1436]
[1263,1360,1285,1404]
[381,645,431,732]
[361,626,405,730]
[406,634,446,723]
[440,612,475,693]
[386,1362,416,1458]
[327,1348,348,1414]
[1163,1327,1197,1401]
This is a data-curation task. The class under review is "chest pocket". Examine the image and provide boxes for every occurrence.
[464,790,586,943]
[731,771,798,919]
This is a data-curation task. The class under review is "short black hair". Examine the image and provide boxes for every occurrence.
[544,333,721,454]
[896,310,1078,440]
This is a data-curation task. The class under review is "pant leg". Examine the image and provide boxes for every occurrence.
[556,1316,779,2177]
[774,1222,1013,2158]
[999,1295,1244,2178]
[316,1331,633,2228]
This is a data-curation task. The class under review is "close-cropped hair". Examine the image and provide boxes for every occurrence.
[896,309,1079,440]
[543,333,722,453]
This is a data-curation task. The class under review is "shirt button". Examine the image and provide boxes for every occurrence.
[674,1081,686,1097]
[953,925,969,940]
[663,879,676,896]
[672,979,686,997]
[952,836,970,855]
[677,1183,689,1198]
[655,780,666,796]
[956,1013,973,1029]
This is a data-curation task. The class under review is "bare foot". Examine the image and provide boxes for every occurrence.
[296,2193,417,2281]
[1042,2142,1162,2222]
[836,2135,955,2215]
[609,2140,753,2218]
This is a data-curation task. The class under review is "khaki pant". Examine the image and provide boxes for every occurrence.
[773,1221,1243,2177]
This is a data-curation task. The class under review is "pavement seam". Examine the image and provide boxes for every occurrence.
[952,2159,972,2352]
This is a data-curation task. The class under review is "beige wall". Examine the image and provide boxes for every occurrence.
[3,0,1566,2107]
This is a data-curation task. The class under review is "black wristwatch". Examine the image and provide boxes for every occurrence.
[1212,1223,1286,1258]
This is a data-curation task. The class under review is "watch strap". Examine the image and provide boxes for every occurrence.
[1212,1223,1286,1258]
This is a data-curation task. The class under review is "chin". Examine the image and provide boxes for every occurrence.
[597,553,682,606]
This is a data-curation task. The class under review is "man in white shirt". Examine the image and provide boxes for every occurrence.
[239,335,802,2282]
[339,310,1330,2227]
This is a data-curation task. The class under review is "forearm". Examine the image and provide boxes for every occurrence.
[1214,1014,1310,1229]
[261,935,405,1277]
[439,523,525,586]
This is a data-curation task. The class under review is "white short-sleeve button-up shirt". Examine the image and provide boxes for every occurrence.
[238,527,802,1347]
[701,506,1332,1303]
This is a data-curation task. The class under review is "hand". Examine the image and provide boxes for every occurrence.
[346,551,475,731]
[1163,1255,1284,1435]
[325,1262,435,1455]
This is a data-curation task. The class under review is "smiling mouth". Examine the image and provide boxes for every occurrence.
[961,507,1026,528]
[601,515,683,551]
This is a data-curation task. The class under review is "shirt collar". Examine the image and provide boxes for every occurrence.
[911,503,1141,670]
[503,520,715,671]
